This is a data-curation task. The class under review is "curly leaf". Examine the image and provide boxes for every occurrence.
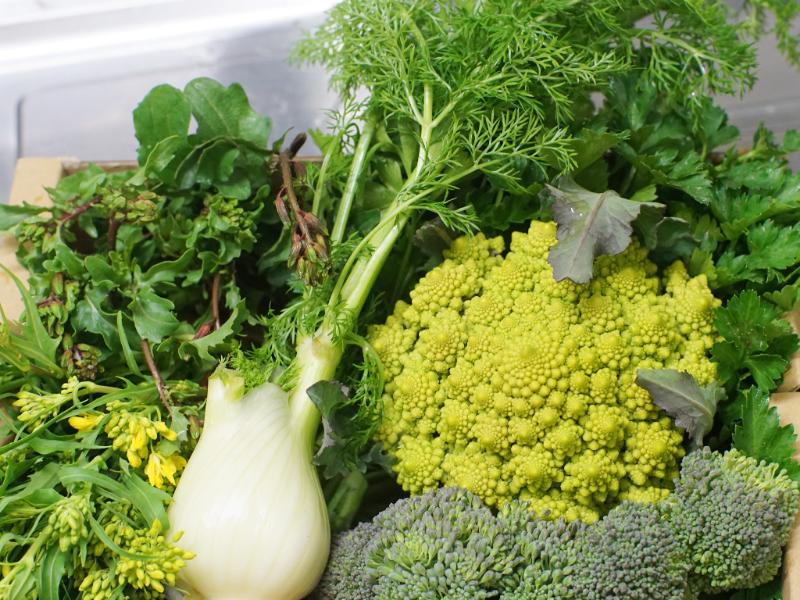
[712,290,799,390]
[731,387,800,480]
[547,177,662,283]
[636,368,724,448]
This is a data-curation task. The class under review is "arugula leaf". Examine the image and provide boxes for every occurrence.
[129,290,180,343]
[635,369,725,448]
[184,78,271,146]
[73,287,121,351]
[178,304,242,363]
[547,177,662,283]
[0,203,48,229]
[731,387,800,480]
[133,84,192,163]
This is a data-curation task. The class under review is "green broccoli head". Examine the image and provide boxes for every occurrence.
[497,501,585,599]
[367,487,516,599]
[570,501,691,600]
[312,521,376,600]
[369,220,720,519]
[670,447,800,594]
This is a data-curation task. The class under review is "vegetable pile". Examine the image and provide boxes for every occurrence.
[2,0,800,599]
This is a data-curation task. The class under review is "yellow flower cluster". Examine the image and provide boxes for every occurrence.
[69,401,185,489]
[80,518,194,599]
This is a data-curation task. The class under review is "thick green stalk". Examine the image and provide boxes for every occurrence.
[330,118,377,244]
[288,88,434,453]
[287,332,343,454]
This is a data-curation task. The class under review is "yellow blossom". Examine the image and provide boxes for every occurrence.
[68,414,103,433]
[145,452,187,489]
[103,405,179,469]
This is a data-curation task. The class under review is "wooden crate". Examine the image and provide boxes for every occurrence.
[1,157,799,596]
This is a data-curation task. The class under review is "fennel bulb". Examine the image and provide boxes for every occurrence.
[169,367,330,600]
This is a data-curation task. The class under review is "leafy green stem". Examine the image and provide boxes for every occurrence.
[330,118,377,244]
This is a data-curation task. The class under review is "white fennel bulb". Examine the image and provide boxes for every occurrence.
[169,367,330,600]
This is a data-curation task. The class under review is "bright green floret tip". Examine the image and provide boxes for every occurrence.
[369,220,720,519]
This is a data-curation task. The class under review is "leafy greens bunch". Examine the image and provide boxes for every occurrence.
[0,78,293,598]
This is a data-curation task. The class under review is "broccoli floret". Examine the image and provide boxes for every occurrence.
[315,449,800,600]
[369,220,718,516]
[367,487,516,599]
[569,501,691,600]
[497,502,585,599]
[312,521,377,600]
[669,448,800,594]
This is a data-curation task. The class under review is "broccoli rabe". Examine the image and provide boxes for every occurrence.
[369,220,719,520]
[314,448,799,600]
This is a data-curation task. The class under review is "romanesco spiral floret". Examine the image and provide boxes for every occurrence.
[623,419,684,486]
[370,220,719,518]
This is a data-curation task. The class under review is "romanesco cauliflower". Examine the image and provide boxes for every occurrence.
[369,220,719,520]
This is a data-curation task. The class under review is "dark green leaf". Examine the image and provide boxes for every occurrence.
[781,130,800,154]
[765,285,800,312]
[184,78,270,146]
[729,576,782,600]
[745,220,800,271]
[307,381,370,479]
[745,354,793,390]
[732,387,800,480]
[84,255,131,288]
[570,129,624,174]
[636,369,724,448]
[139,250,195,287]
[73,287,120,350]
